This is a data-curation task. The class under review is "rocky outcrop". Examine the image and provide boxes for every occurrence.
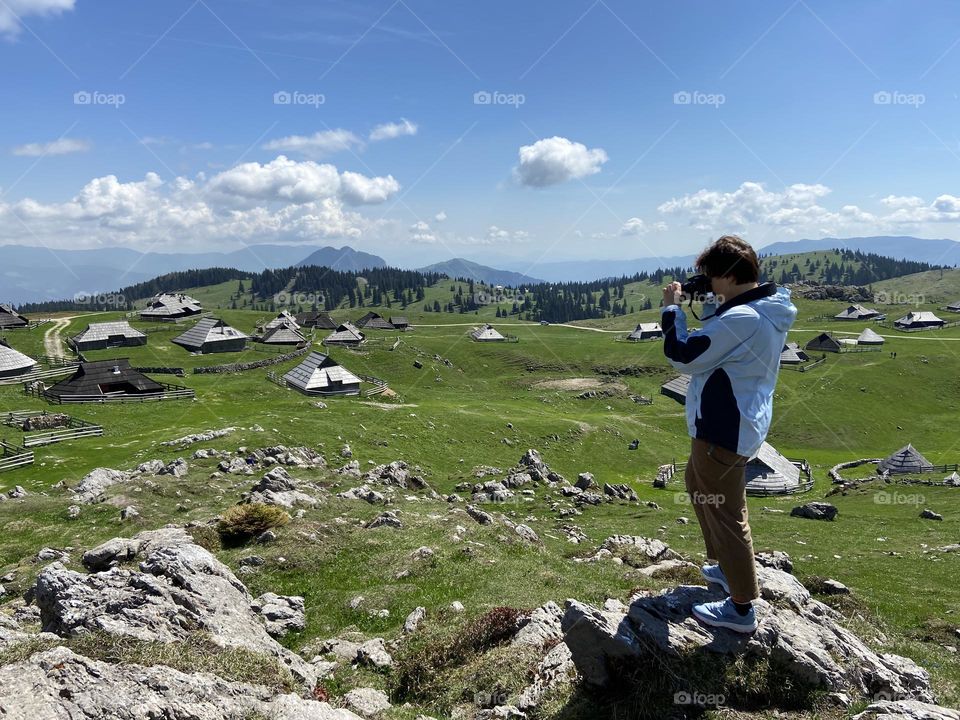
[791,501,838,521]
[251,593,306,637]
[561,565,936,708]
[72,468,130,504]
[0,646,362,719]
[32,527,316,687]
[243,467,319,508]
[852,699,959,719]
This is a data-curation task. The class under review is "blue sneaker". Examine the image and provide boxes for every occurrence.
[692,598,758,633]
[700,564,730,593]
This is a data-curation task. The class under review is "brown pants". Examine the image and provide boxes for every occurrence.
[684,437,760,602]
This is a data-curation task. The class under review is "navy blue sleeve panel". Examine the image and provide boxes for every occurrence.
[663,308,712,364]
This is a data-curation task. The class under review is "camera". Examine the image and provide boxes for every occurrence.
[680,273,712,298]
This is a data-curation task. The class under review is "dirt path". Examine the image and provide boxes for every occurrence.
[43,317,73,358]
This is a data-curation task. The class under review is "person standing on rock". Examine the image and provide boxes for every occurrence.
[661,235,797,633]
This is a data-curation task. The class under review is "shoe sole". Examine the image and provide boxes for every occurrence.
[692,606,758,634]
[700,568,730,593]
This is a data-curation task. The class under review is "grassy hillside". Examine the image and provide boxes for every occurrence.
[872,267,960,306]
[1,291,959,716]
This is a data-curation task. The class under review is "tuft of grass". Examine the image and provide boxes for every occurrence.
[217,504,289,545]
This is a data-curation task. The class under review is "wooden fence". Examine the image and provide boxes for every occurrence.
[0,365,77,386]
[657,460,815,497]
[357,374,389,397]
[0,440,34,473]
[25,382,194,404]
[781,355,828,372]
[1,411,103,447]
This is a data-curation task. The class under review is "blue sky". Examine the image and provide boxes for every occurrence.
[2,0,959,267]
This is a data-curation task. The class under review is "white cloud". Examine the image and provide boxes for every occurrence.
[515,136,608,187]
[434,210,447,222]
[262,129,362,158]
[0,0,73,37]
[340,171,400,205]
[369,118,418,142]
[1,155,399,249]
[485,225,532,243]
[620,218,647,236]
[12,137,90,156]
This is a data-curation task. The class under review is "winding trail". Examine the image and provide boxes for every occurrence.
[43,317,72,359]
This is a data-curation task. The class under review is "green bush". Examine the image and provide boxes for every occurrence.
[216,503,289,544]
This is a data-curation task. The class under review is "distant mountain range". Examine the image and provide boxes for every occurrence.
[417,258,543,286]
[3,235,958,305]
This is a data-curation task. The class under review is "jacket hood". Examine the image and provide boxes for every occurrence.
[753,286,797,332]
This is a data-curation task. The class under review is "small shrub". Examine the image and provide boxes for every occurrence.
[217,503,289,544]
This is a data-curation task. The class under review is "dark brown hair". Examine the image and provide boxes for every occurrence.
[695,235,759,283]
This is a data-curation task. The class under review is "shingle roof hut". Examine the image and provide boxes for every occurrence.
[139,293,202,320]
[295,311,336,329]
[259,323,307,345]
[282,351,361,396]
[172,317,248,354]
[323,322,365,348]
[71,321,148,352]
[356,312,395,330]
[779,342,809,365]
[834,304,880,320]
[894,311,945,329]
[45,359,165,400]
[627,323,663,341]
[0,340,38,379]
[470,324,506,342]
[805,332,842,353]
[946,300,960,313]
[0,304,29,329]
[389,316,409,331]
[744,442,811,495]
[857,327,885,345]
[660,374,691,404]
[264,310,300,331]
[878,444,934,475]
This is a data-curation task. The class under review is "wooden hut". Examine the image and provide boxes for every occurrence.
[779,342,809,365]
[45,359,165,401]
[894,311,944,330]
[70,321,147,352]
[264,310,300,331]
[834,304,880,320]
[295,311,336,329]
[857,328,885,345]
[744,442,811,495]
[139,293,202,321]
[946,300,960,313]
[323,322,365,348]
[172,317,248,354]
[356,312,395,330]
[0,304,29,329]
[259,323,306,345]
[282,351,361,396]
[389,316,409,331]
[470,324,506,342]
[660,374,691,404]
[0,340,38,379]
[805,332,842,353]
[627,323,663,341]
[878,444,934,475]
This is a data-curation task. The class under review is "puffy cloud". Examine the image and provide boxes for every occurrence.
[12,138,90,156]
[1,155,399,249]
[369,118,418,142]
[620,218,647,236]
[0,0,73,37]
[434,210,447,222]
[262,129,362,158]
[515,136,608,187]
[485,225,532,243]
[340,171,400,205]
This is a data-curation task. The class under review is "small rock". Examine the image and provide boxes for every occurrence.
[575,473,595,490]
[356,638,393,668]
[120,505,139,521]
[821,579,850,595]
[256,529,277,544]
[67,505,80,519]
[344,687,391,717]
[404,606,426,633]
[791,502,838,521]
[920,508,943,521]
